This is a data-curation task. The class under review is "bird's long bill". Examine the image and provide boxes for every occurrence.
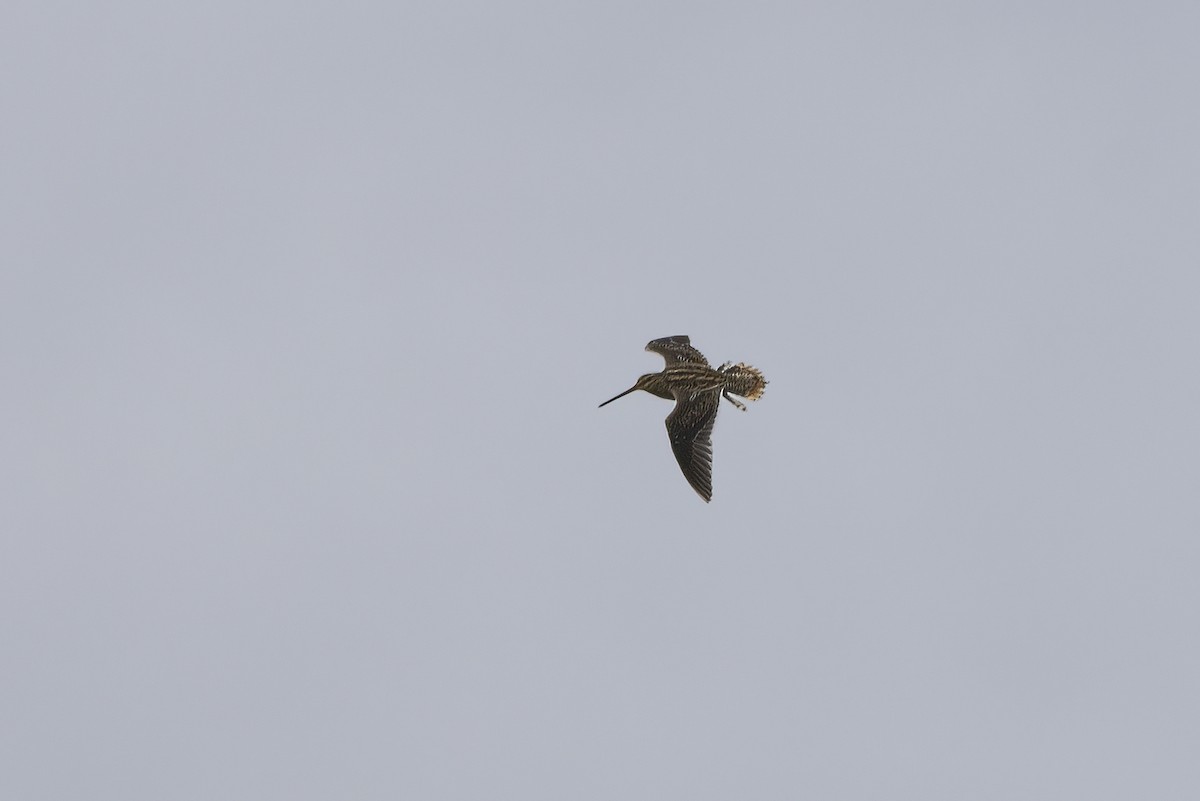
[598,384,638,408]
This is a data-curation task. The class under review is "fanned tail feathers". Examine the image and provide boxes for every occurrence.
[720,363,767,401]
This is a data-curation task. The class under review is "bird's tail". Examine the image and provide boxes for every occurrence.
[720,363,767,401]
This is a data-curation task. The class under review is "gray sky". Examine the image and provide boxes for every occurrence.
[4,2,1199,799]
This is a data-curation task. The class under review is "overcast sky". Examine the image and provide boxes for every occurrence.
[4,2,1199,799]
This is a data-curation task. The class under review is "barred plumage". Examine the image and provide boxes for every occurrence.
[719,362,767,402]
[599,335,768,502]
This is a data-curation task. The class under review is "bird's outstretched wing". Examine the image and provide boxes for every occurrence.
[646,335,711,367]
[665,389,720,502]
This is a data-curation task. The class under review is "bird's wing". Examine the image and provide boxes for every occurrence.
[665,389,720,502]
[646,335,711,367]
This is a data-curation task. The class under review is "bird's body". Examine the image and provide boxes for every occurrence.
[599,335,767,502]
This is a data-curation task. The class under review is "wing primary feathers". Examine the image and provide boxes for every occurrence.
[664,389,719,502]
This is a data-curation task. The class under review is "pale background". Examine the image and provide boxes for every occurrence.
[3,2,1199,799]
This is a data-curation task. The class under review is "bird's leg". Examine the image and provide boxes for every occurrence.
[722,390,747,411]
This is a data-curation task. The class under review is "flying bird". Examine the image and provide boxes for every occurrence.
[599,335,767,502]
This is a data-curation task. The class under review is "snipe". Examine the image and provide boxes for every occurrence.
[599,335,767,502]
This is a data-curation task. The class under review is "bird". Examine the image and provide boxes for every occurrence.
[599,335,767,502]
